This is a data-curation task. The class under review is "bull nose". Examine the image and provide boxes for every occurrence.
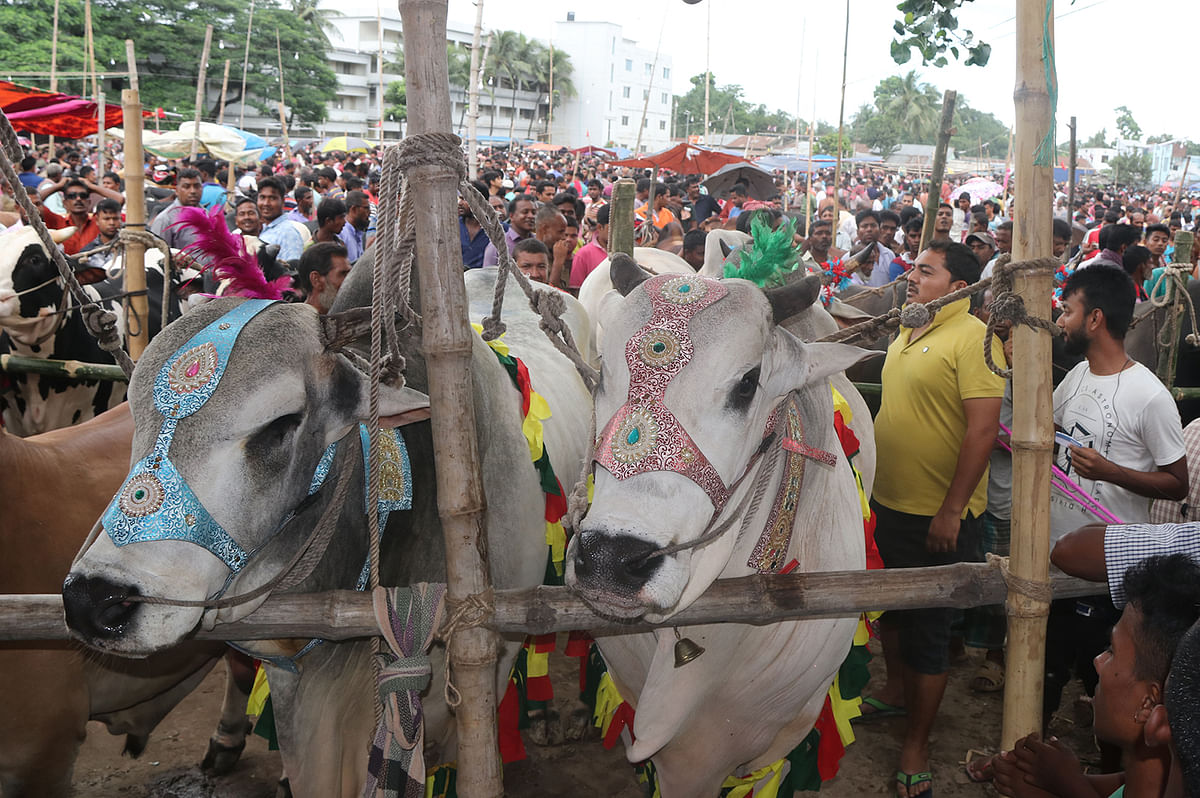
[572,532,664,591]
[62,572,141,640]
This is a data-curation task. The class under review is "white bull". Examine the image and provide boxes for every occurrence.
[567,255,876,796]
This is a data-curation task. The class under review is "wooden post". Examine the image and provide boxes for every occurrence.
[217,59,231,125]
[1001,0,1056,754]
[238,0,255,130]
[466,0,485,179]
[608,177,636,256]
[275,29,293,163]
[1067,115,1077,219]
[96,93,106,173]
[122,40,150,362]
[1173,156,1192,211]
[832,0,850,249]
[84,0,98,100]
[1157,231,1193,388]
[48,0,60,151]
[919,89,958,252]
[397,2,501,795]
[376,1,385,146]
[191,25,214,161]
[547,40,554,144]
[702,0,710,143]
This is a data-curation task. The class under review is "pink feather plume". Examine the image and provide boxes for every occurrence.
[175,205,292,300]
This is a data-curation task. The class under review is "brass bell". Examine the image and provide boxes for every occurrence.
[673,628,705,668]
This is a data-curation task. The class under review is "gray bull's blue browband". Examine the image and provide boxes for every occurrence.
[102,299,412,577]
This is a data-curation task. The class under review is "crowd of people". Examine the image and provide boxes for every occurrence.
[6,134,1200,798]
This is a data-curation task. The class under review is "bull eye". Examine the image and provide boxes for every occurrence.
[727,366,761,412]
[250,412,303,450]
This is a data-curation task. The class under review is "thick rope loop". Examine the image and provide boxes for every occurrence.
[436,588,496,708]
[983,256,1062,378]
[394,132,468,181]
[987,553,1053,618]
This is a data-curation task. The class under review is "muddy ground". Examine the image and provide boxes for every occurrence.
[73,639,1098,797]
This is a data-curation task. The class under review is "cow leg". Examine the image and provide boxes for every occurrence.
[201,650,255,776]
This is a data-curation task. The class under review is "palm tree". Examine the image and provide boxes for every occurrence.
[879,71,939,143]
[484,31,535,143]
[528,43,575,140]
[446,42,473,133]
[289,0,342,47]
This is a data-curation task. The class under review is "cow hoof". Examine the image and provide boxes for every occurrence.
[201,737,247,776]
[123,733,149,759]
[564,706,592,742]
[276,777,293,798]
[527,708,564,746]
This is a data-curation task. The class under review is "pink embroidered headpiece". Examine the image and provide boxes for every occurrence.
[594,274,738,508]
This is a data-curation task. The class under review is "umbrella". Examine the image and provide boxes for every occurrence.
[320,136,370,153]
[702,162,777,200]
[958,177,1005,204]
[609,143,748,175]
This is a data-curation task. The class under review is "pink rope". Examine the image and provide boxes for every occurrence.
[997,423,1123,524]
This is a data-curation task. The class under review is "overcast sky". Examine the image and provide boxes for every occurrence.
[343,0,1199,147]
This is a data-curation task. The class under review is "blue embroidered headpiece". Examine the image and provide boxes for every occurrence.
[102,300,276,571]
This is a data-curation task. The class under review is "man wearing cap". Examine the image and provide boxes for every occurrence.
[966,230,997,270]
[863,239,1005,798]
[149,168,205,250]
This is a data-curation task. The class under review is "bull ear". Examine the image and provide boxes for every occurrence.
[610,253,652,297]
[764,273,822,325]
[319,307,373,351]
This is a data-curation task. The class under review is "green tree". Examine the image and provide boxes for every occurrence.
[1114,105,1142,141]
[672,73,799,141]
[384,80,406,124]
[1146,133,1174,145]
[817,132,853,159]
[1109,151,1152,186]
[891,0,991,67]
[1083,128,1111,148]
[483,30,536,142]
[874,71,940,143]
[529,42,576,140]
[949,102,1008,159]
[0,0,337,127]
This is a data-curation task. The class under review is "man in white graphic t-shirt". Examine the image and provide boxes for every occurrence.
[1046,263,1189,734]
[1054,264,1188,523]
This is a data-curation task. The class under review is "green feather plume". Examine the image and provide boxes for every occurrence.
[722,214,801,287]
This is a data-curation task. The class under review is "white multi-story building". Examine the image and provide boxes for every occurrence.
[549,15,674,152]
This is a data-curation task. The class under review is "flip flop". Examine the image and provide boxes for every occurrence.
[895,769,933,798]
[963,750,995,783]
[970,659,1006,693]
[854,695,907,722]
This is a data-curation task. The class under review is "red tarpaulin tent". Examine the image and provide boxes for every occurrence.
[609,143,749,175]
[568,145,616,158]
[0,80,127,139]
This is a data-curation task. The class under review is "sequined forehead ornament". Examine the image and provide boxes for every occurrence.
[594,274,739,508]
[101,300,276,572]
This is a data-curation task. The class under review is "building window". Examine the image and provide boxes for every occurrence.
[644,62,652,75]
[661,92,668,104]
[625,58,632,71]
[622,86,630,99]
[621,115,629,126]
[663,66,670,79]
[643,118,648,128]
[659,120,666,130]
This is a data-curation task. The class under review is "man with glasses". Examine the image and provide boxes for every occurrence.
[39,175,125,256]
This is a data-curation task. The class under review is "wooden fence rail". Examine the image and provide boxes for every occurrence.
[2,563,1103,642]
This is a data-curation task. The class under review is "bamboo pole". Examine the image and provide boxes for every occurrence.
[238,0,255,130]
[0,354,127,383]
[274,30,293,163]
[919,90,958,252]
[547,39,553,144]
[398,2,501,795]
[48,0,60,151]
[1173,156,1192,211]
[832,0,849,249]
[608,177,636,256]
[0,567,1108,643]
[1157,231,1193,388]
[122,40,150,362]
[1001,0,1056,755]
[1067,115,1077,218]
[84,0,98,101]
[191,25,214,161]
[217,59,231,126]
[466,0,485,179]
[376,1,385,146]
[96,93,106,173]
[703,0,710,143]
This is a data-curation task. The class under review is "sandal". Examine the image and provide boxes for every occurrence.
[963,749,995,783]
[969,659,1005,693]
[853,696,907,722]
[895,769,933,798]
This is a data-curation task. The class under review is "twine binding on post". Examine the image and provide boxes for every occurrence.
[436,588,495,708]
[987,553,1053,619]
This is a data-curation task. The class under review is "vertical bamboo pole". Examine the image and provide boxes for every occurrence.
[217,59,231,125]
[275,30,293,163]
[191,25,214,161]
[832,0,849,247]
[1001,0,1055,754]
[238,0,255,130]
[122,40,150,361]
[96,93,106,172]
[1173,156,1191,211]
[547,40,554,144]
[1067,116,1077,218]
[397,2,500,795]
[466,0,485,179]
[919,90,957,252]
[702,0,710,143]
[84,0,98,100]
[376,2,385,146]
[608,177,636,256]
[48,0,60,152]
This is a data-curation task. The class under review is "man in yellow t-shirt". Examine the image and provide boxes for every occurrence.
[860,239,1004,798]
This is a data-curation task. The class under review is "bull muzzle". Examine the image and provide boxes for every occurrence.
[62,572,142,642]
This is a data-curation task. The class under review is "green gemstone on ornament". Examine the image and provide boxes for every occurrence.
[678,284,691,293]
[626,428,641,445]
[652,342,666,353]
[133,488,146,501]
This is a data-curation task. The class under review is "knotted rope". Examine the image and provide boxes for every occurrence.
[1147,261,1200,347]
[982,255,1061,378]
[0,110,134,377]
[987,553,1054,618]
[436,588,495,708]
[363,583,447,798]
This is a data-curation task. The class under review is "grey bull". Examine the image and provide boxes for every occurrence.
[567,257,877,796]
[62,248,592,798]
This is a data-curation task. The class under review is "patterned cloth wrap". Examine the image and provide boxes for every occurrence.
[363,583,447,798]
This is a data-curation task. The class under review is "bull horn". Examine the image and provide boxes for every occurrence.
[719,238,733,260]
[610,253,653,297]
[764,273,822,325]
[318,307,373,351]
